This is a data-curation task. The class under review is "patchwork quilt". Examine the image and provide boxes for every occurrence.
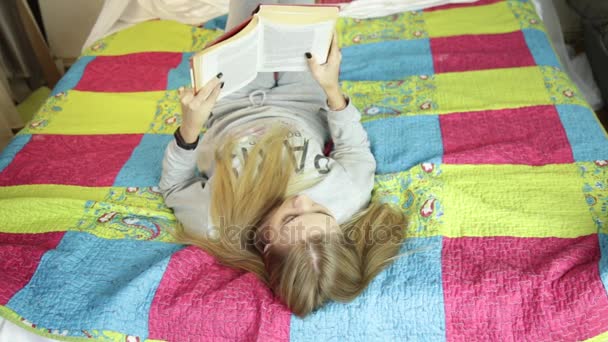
[1,0,608,341]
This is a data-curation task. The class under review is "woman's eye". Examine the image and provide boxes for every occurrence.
[282,216,296,226]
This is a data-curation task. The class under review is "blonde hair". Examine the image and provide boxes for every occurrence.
[170,127,408,317]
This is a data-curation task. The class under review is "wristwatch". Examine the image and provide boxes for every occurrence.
[174,127,199,150]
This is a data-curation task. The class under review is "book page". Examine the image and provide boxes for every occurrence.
[258,19,335,72]
[196,26,260,99]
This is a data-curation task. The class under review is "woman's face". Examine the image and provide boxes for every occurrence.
[256,194,339,253]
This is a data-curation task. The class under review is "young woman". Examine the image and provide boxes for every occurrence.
[159,1,407,317]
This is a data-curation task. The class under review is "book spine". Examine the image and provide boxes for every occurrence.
[189,57,197,93]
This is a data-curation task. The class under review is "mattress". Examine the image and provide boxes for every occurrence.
[1,0,608,341]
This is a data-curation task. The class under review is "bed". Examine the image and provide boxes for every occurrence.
[1,0,608,341]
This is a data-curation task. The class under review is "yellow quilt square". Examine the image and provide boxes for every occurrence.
[24,90,166,135]
[585,331,608,342]
[0,185,108,201]
[0,197,84,234]
[434,67,551,114]
[439,164,595,238]
[424,1,520,38]
[0,185,171,213]
[83,20,196,56]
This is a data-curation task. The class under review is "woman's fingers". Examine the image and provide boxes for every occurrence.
[180,87,195,105]
[196,76,222,99]
[193,82,223,109]
[307,33,340,70]
[191,75,222,107]
[207,82,223,104]
[305,33,341,93]
[305,53,320,74]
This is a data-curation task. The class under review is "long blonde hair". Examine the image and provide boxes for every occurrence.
[170,127,408,317]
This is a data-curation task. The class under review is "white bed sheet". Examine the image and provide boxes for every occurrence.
[0,318,61,342]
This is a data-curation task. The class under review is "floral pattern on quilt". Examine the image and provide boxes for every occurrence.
[75,200,177,242]
[83,36,115,56]
[337,11,427,48]
[147,90,209,134]
[191,26,224,51]
[341,75,437,123]
[104,186,171,213]
[540,66,589,107]
[80,329,141,341]
[579,161,608,231]
[147,91,183,134]
[373,163,444,237]
[506,0,546,32]
[19,91,69,134]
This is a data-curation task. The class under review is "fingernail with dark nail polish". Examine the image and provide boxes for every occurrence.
[217,72,223,78]
[305,52,312,59]
[220,82,225,88]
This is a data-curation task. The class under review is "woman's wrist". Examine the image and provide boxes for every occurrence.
[325,86,347,111]
[179,125,200,144]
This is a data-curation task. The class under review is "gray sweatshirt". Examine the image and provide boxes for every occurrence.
[159,100,376,239]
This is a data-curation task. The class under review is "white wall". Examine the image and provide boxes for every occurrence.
[39,0,104,60]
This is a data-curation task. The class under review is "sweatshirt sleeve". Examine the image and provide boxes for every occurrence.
[158,138,212,238]
[159,139,206,198]
[324,97,376,195]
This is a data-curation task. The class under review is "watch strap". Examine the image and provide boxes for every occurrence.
[174,127,199,150]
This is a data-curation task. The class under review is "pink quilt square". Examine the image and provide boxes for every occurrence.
[430,31,535,73]
[442,235,608,342]
[0,134,142,186]
[0,232,65,305]
[75,52,182,92]
[148,246,291,342]
[439,105,574,165]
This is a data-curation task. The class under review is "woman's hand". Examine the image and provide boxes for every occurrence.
[305,33,347,111]
[178,74,223,143]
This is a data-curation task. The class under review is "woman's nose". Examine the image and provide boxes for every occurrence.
[293,194,313,210]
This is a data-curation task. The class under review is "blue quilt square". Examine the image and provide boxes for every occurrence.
[203,15,227,30]
[522,29,561,69]
[51,56,96,96]
[114,134,175,187]
[556,104,608,161]
[0,134,32,173]
[6,231,183,339]
[167,53,194,90]
[364,115,443,174]
[290,236,446,342]
[341,39,435,81]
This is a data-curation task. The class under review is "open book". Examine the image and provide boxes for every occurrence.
[190,4,339,98]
